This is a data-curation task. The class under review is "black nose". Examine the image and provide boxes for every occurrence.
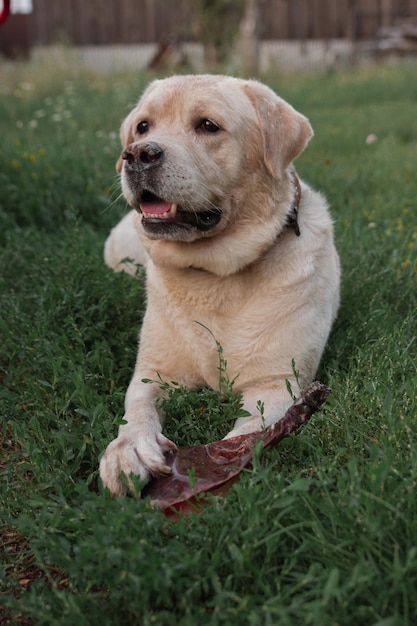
[122,142,164,169]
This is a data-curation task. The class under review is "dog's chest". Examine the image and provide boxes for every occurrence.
[149,265,252,317]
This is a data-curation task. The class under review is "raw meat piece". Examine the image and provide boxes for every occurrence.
[142,381,330,515]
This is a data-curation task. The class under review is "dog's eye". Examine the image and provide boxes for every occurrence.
[197,119,221,133]
[136,121,149,135]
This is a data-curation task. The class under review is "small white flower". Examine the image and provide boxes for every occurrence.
[366,134,377,145]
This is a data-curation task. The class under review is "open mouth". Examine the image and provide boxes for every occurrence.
[138,190,222,234]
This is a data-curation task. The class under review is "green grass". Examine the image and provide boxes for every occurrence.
[1,55,417,625]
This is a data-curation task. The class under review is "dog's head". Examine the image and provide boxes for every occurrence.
[116,75,312,274]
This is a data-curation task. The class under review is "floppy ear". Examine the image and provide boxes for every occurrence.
[115,109,136,173]
[243,80,313,177]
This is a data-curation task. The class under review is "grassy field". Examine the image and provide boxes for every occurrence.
[1,55,417,625]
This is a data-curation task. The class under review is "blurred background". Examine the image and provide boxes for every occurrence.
[1,0,417,75]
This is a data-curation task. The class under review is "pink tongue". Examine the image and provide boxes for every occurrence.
[140,202,172,215]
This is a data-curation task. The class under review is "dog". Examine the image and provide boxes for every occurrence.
[99,74,340,496]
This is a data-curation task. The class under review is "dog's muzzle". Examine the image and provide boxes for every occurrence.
[121,144,223,236]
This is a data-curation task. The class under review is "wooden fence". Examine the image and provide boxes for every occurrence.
[30,0,417,46]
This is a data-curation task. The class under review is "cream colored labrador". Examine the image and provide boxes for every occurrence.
[99,75,340,496]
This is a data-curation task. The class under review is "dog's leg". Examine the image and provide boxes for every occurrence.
[104,210,149,275]
[99,374,176,495]
[224,379,300,438]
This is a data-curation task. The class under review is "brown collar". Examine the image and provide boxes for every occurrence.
[286,170,301,236]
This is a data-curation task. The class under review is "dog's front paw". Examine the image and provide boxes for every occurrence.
[99,430,176,496]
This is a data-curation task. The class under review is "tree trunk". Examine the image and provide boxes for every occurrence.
[238,0,260,75]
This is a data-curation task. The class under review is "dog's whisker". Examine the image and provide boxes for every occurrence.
[172,186,219,214]
[101,191,129,216]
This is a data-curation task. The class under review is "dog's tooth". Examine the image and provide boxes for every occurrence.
[169,203,177,217]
